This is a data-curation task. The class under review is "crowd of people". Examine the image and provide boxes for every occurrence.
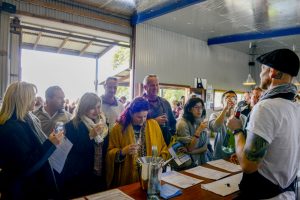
[0,48,300,199]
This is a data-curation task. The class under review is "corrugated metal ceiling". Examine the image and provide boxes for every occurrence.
[73,0,170,16]
[146,0,300,54]
[66,0,300,55]
[17,0,300,64]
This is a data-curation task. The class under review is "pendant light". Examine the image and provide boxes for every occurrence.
[243,74,256,86]
[243,43,256,86]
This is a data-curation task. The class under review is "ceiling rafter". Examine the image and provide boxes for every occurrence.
[57,36,70,53]
[33,31,42,50]
[97,44,115,59]
[16,24,130,48]
[117,74,130,83]
[79,40,93,56]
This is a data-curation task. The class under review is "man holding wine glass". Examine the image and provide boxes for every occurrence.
[209,90,246,160]
[142,74,176,146]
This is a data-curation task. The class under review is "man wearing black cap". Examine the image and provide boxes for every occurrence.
[227,49,300,199]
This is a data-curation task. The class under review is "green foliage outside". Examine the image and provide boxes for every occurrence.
[115,86,185,104]
[116,86,129,99]
[161,89,185,104]
[113,47,130,70]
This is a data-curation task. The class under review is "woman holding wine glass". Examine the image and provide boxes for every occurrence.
[60,92,108,199]
[106,97,169,188]
[176,97,213,167]
[0,82,63,199]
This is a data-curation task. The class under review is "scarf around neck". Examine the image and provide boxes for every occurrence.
[260,83,297,102]
[25,112,47,144]
[243,83,297,133]
[80,112,108,143]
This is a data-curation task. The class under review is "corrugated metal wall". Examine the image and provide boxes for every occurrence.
[4,0,132,36]
[0,12,10,98]
[135,23,251,91]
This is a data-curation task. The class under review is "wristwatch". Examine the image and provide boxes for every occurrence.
[232,128,244,135]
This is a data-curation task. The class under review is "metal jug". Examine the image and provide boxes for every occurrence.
[137,156,163,192]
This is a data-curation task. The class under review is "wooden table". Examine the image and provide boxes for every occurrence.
[118,163,240,200]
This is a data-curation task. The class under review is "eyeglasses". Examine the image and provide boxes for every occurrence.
[193,106,203,110]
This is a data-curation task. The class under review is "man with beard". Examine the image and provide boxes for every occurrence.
[227,49,300,200]
[250,87,263,109]
[34,86,71,136]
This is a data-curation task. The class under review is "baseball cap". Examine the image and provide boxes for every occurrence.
[256,49,300,76]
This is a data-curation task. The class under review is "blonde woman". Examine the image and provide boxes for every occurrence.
[0,82,63,199]
[61,92,108,199]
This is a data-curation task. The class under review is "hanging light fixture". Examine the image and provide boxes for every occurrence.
[243,43,256,86]
[243,74,256,86]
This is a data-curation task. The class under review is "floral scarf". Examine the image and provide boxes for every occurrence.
[133,123,147,158]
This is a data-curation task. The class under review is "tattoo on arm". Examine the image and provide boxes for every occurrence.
[244,133,269,162]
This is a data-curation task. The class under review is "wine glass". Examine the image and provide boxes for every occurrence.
[161,113,168,127]
[54,121,64,134]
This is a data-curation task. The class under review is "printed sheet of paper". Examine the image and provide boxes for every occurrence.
[201,173,243,196]
[207,159,242,172]
[185,166,230,180]
[86,189,134,200]
[161,171,203,189]
[168,142,191,166]
[48,137,73,173]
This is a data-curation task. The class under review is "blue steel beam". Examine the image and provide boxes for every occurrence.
[131,0,206,25]
[207,26,300,46]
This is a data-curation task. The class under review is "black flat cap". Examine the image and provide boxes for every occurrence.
[256,49,300,76]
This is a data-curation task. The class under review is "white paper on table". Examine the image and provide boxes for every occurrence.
[201,173,242,196]
[161,171,203,189]
[48,137,73,173]
[86,189,134,200]
[185,166,230,180]
[207,159,242,172]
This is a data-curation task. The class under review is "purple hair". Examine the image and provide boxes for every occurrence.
[118,97,150,133]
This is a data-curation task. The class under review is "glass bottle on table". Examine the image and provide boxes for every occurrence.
[147,145,160,200]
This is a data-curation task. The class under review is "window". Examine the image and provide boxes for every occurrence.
[159,84,189,105]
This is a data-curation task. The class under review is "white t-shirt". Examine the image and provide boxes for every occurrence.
[247,98,300,199]
[101,100,124,130]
